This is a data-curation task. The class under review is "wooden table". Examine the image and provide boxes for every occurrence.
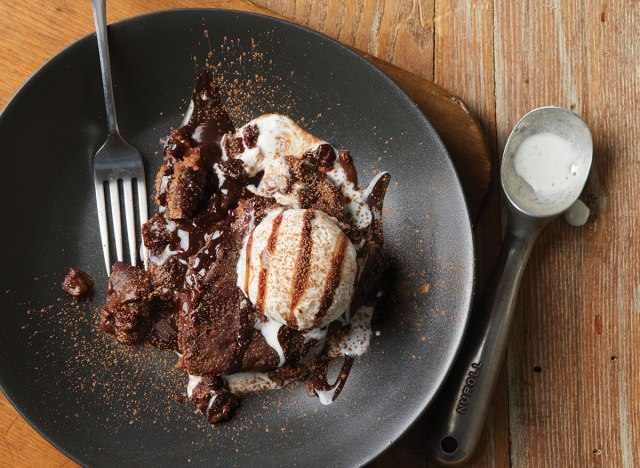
[1,1,638,466]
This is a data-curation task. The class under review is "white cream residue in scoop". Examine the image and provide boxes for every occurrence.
[513,132,581,201]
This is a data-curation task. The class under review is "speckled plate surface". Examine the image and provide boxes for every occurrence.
[0,9,473,467]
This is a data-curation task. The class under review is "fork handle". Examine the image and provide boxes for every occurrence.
[91,0,119,136]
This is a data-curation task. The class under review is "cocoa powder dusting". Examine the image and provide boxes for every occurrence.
[5,27,405,442]
[197,34,302,125]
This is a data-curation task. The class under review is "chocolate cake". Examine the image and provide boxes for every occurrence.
[62,268,93,299]
[100,71,390,424]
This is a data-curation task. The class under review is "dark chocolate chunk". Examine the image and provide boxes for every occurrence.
[165,147,210,220]
[148,257,187,293]
[303,143,336,169]
[101,262,155,345]
[223,134,245,158]
[178,280,271,376]
[142,213,174,252]
[218,159,246,181]
[189,377,240,424]
[286,157,344,220]
[243,124,259,148]
[62,268,93,299]
[163,126,193,164]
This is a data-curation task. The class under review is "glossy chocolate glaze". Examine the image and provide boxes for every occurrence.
[101,71,390,423]
[309,356,355,404]
[62,268,94,299]
[290,209,316,317]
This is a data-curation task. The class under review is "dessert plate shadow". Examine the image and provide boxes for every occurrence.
[0,9,473,467]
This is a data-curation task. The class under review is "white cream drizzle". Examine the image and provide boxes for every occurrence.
[304,326,329,343]
[165,220,177,232]
[186,374,203,398]
[326,164,372,228]
[176,229,190,251]
[149,244,178,266]
[327,306,375,358]
[206,394,218,411]
[158,175,170,195]
[254,317,286,366]
[223,372,287,394]
[315,386,338,406]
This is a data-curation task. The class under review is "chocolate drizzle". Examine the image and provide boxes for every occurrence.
[365,172,391,215]
[100,70,391,425]
[313,235,349,327]
[338,150,358,186]
[243,231,254,293]
[309,356,355,403]
[256,211,285,311]
[189,376,240,425]
[289,209,316,320]
[186,72,235,148]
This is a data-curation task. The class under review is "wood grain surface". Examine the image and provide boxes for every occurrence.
[1,0,639,467]
[256,0,640,466]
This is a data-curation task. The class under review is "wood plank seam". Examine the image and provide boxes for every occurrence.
[488,2,513,465]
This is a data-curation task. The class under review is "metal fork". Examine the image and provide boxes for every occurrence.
[91,0,148,275]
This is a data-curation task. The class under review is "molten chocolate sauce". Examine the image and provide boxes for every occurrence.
[102,71,390,424]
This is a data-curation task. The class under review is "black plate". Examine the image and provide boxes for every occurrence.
[0,9,473,467]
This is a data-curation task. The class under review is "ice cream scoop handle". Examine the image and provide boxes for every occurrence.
[425,214,546,466]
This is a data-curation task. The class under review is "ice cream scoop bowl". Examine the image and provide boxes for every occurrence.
[426,106,593,466]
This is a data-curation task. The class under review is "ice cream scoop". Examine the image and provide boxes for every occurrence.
[237,208,357,330]
[426,107,593,466]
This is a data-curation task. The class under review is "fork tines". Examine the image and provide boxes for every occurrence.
[95,174,148,276]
